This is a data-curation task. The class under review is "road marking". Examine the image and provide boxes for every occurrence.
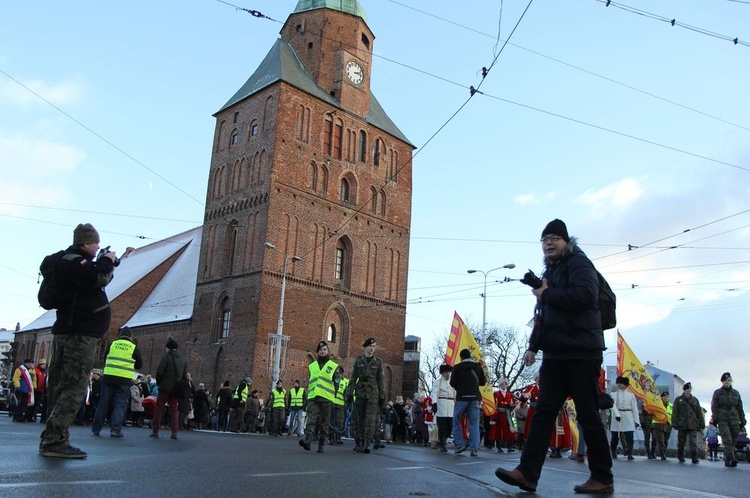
[384,466,426,470]
[0,481,124,488]
[252,471,328,477]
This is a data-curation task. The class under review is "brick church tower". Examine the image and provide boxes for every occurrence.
[190,0,414,398]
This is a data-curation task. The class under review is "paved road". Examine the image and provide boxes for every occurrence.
[0,416,746,497]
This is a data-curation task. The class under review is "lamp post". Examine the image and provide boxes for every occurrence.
[467,264,515,355]
[264,242,302,385]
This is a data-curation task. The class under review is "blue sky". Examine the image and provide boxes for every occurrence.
[2,0,749,408]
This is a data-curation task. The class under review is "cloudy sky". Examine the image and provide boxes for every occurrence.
[2,1,749,410]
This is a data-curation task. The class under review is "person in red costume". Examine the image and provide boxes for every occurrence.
[493,379,517,452]
[521,372,540,440]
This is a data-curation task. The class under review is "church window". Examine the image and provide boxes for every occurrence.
[358,130,367,162]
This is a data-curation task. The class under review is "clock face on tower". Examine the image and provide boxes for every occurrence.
[345,60,364,85]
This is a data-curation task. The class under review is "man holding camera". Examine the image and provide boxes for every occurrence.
[40,223,117,459]
[495,219,613,493]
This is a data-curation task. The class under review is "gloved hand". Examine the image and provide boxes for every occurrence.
[615,416,621,422]
[378,398,384,407]
[431,405,437,414]
[635,423,640,429]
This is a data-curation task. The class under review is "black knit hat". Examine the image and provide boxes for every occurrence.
[317,340,328,353]
[165,337,178,350]
[73,223,100,245]
[541,219,570,243]
[119,327,132,338]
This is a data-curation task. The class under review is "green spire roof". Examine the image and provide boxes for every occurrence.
[293,0,367,22]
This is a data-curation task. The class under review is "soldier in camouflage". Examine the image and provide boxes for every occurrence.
[346,337,385,454]
[711,372,746,467]
[40,223,117,459]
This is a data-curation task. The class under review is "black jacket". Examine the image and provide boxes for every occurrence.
[528,238,604,360]
[52,245,115,338]
[449,359,486,402]
[155,349,188,395]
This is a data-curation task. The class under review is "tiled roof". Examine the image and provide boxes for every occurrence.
[216,39,413,146]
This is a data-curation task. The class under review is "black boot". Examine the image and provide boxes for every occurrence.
[506,443,515,453]
[677,450,685,463]
[299,435,311,451]
[627,450,634,461]
[353,439,362,452]
[363,439,371,454]
[611,446,618,459]
[317,439,325,453]
[728,451,738,467]
[691,451,699,464]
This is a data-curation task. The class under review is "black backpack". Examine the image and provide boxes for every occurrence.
[596,270,617,330]
[38,250,66,310]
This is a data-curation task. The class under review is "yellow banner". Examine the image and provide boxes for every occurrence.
[617,331,669,424]
[444,311,496,416]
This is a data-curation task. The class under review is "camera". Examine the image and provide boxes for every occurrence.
[520,269,543,289]
[97,246,121,267]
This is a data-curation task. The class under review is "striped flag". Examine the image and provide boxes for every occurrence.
[444,311,496,416]
[617,331,669,423]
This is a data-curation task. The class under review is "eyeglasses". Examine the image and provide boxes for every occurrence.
[540,235,563,243]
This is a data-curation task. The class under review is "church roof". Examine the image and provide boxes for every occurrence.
[20,226,202,332]
[216,39,413,146]
[292,0,367,22]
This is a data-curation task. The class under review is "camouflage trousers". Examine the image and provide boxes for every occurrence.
[40,334,98,450]
[353,396,379,442]
[677,429,699,454]
[718,421,740,454]
[305,397,331,442]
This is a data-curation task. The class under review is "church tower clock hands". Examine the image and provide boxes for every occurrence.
[345,60,364,85]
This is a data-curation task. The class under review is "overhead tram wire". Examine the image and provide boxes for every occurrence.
[597,0,750,47]
[387,0,750,132]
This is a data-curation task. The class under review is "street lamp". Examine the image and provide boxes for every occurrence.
[264,242,302,385]
[467,264,516,355]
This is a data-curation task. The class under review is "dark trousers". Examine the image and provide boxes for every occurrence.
[611,430,634,455]
[436,416,452,446]
[518,359,613,485]
[642,424,653,454]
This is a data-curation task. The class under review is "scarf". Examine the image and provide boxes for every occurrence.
[19,365,35,406]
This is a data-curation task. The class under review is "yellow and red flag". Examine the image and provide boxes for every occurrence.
[616,331,669,424]
[444,311,496,416]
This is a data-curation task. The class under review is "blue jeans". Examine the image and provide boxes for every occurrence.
[92,382,131,435]
[289,408,304,436]
[452,400,481,450]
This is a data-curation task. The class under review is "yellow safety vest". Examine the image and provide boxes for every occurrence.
[308,359,338,402]
[103,339,136,379]
[233,384,249,404]
[665,402,673,424]
[289,387,305,408]
[334,377,349,406]
[273,388,287,408]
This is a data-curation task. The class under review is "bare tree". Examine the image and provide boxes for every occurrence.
[417,333,449,395]
[484,324,536,392]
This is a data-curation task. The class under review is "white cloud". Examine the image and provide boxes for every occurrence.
[0,75,85,108]
[514,193,538,205]
[577,178,643,212]
[0,135,85,178]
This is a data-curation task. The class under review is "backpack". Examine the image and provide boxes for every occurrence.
[38,250,66,310]
[596,270,617,330]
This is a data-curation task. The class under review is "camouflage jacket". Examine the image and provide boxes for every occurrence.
[671,394,705,431]
[711,387,746,427]
[347,355,385,401]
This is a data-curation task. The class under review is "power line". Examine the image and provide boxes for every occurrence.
[597,0,750,47]
[387,0,750,131]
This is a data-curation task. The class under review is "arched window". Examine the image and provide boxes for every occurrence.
[370,187,377,213]
[358,130,367,162]
[373,138,383,166]
[340,177,350,203]
[220,297,231,339]
[323,114,333,155]
[230,128,239,147]
[333,119,343,159]
[224,220,239,275]
[327,324,337,343]
[334,236,353,287]
[321,164,329,194]
[216,120,225,152]
[379,190,386,216]
[310,162,318,191]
